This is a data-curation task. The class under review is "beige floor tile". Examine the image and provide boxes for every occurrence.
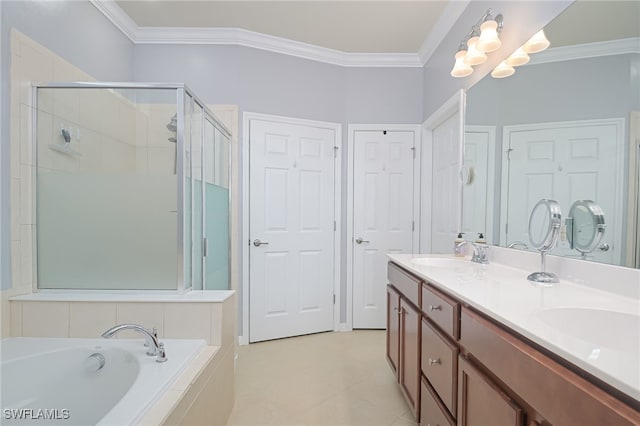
[228,330,418,426]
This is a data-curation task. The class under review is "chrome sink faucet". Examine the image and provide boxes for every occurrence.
[455,240,490,264]
[101,324,168,363]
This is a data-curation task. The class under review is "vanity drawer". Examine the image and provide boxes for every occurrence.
[422,284,460,339]
[421,377,455,426]
[388,262,421,307]
[422,318,458,417]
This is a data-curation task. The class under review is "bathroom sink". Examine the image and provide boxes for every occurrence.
[537,307,640,353]
[410,257,471,269]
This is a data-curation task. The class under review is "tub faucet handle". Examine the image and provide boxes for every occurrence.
[156,342,168,363]
[144,327,158,348]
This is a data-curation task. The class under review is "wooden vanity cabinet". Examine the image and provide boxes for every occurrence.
[387,285,401,376]
[400,299,421,419]
[458,356,524,426]
[387,263,422,420]
[386,261,640,426]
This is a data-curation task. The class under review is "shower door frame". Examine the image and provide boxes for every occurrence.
[32,82,232,292]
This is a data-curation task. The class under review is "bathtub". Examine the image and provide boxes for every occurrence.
[1,337,206,425]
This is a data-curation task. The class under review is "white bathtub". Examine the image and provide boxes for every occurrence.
[1,337,206,425]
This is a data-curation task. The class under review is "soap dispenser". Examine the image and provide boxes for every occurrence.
[454,233,465,257]
[476,233,486,244]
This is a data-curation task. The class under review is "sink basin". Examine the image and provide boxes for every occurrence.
[410,257,471,269]
[537,307,640,353]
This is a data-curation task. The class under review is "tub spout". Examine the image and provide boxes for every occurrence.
[101,324,165,361]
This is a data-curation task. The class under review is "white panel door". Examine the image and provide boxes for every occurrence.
[431,113,463,253]
[352,130,415,329]
[505,122,620,264]
[249,119,336,342]
[462,130,490,240]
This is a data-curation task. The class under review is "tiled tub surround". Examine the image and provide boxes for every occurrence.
[388,252,640,403]
[8,291,237,425]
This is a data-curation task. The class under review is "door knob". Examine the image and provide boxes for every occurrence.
[599,243,610,251]
[355,237,370,244]
[253,239,269,247]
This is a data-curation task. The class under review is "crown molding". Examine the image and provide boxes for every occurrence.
[528,37,640,66]
[90,0,422,67]
[418,0,470,66]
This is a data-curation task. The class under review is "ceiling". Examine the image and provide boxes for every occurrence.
[115,1,449,54]
[112,1,639,55]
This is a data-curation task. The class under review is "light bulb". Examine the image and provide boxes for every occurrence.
[464,35,487,66]
[505,47,530,67]
[451,50,473,78]
[523,30,550,54]
[477,19,502,53]
[491,61,515,78]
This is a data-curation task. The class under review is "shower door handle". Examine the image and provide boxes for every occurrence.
[253,239,269,247]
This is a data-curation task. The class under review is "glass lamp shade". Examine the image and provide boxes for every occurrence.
[464,36,487,66]
[491,61,515,78]
[451,50,473,78]
[523,30,550,54]
[505,47,530,67]
[477,19,502,53]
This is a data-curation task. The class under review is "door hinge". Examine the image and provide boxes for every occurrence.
[411,146,416,159]
[412,221,415,232]
[203,237,208,257]
[333,294,336,304]
[505,223,509,234]
[334,220,337,231]
[334,146,339,158]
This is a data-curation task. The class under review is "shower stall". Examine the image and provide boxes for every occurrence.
[33,83,230,291]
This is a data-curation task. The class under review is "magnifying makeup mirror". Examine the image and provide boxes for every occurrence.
[566,200,606,260]
[527,199,562,285]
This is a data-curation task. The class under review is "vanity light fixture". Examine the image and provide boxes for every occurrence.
[491,61,515,78]
[464,29,488,66]
[523,29,550,53]
[491,28,550,78]
[477,13,503,53]
[450,9,503,78]
[505,47,530,67]
[450,43,473,77]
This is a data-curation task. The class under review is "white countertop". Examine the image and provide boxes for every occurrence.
[387,254,640,403]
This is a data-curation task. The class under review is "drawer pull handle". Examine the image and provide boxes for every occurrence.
[393,307,402,316]
[429,305,442,311]
[428,358,441,365]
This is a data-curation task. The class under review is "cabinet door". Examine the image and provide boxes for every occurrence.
[387,285,401,377]
[458,356,524,426]
[400,299,421,419]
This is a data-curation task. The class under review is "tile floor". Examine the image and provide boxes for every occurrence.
[226,330,418,426]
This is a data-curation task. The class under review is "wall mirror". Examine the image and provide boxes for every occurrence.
[463,0,640,268]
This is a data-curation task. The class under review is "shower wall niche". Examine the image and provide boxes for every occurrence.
[34,83,230,291]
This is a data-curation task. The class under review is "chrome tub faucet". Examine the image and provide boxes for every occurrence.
[101,324,168,363]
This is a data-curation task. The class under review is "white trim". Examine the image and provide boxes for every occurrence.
[528,37,640,66]
[628,111,640,268]
[89,0,422,68]
[500,118,626,265]
[89,0,138,41]
[464,125,497,245]
[421,90,466,253]
[91,1,638,69]
[417,0,470,66]
[346,124,421,331]
[241,112,342,344]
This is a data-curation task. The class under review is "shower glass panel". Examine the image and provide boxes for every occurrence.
[204,122,230,290]
[34,83,231,291]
